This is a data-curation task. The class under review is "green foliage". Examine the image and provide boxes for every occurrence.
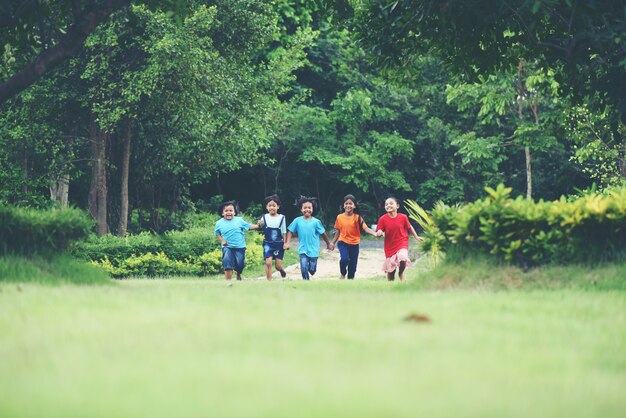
[0,254,110,285]
[71,227,220,263]
[404,199,441,266]
[413,255,626,292]
[91,240,264,278]
[426,184,626,265]
[78,224,265,277]
[0,205,93,256]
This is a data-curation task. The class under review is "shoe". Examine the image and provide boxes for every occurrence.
[279,269,287,278]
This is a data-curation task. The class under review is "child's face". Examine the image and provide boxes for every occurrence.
[266,201,279,215]
[384,198,399,214]
[343,199,355,214]
[301,202,313,218]
[222,205,235,220]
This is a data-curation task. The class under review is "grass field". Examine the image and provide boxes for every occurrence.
[1,269,625,418]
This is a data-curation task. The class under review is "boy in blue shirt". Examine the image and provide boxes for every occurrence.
[214,201,260,283]
[284,196,332,280]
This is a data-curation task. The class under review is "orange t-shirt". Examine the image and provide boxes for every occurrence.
[334,213,363,245]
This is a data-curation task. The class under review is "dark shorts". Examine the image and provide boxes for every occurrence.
[263,243,284,260]
[222,247,246,272]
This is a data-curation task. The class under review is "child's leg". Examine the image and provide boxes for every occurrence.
[234,248,246,280]
[337,241,348,279]
[387,270,396,281]
[265,257,273,280]
[299,254,308,279]
[398,261,407,281]
[299,254,310,280]
[222,247,235,282]
[308,257,318,277]
[347,244,359,279]
[275,257,287,278]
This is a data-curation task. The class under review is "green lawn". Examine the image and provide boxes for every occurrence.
[1,277,625,418]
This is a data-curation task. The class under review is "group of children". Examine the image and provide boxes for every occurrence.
[214,194,423,284]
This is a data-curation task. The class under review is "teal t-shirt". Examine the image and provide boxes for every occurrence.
[214,217,251,248]
[287,216,325,257]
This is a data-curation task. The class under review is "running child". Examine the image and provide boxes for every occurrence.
[376,196,423,281]
[331,194,380,280]
[285,196,332,280]
[259,194,287,280]
[214,201,261,283]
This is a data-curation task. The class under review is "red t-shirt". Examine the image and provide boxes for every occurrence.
[376,213,411,258]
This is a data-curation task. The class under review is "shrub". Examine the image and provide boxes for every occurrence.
[424,184,626,265]
[86,232,265,278]
[0,205,93,256]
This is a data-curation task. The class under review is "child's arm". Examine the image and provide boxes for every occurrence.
[409,225,424,242]
[216,233,227,247]
[284,231,293,250]
[330,228,340,249]
[249,223,260,231]
[322,232,332,250]
[362,223,378,237]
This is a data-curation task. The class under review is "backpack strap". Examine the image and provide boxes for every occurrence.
[278,214,285,228]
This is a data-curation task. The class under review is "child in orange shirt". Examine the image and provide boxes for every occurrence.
[331,194,380,279]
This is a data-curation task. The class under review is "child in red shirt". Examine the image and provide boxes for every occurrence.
[376,196,423,281]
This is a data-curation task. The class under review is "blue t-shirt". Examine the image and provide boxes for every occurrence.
[214,217,251,248]
[288,216,325,257]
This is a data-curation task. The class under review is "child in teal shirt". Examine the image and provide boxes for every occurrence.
[284,196,332,280]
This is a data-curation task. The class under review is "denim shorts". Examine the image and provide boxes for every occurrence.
[263,243,284,260]
[222,247,246,272]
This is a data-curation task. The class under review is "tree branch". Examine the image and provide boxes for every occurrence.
[0,0,130,104]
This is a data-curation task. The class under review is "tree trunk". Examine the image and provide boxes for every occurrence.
[49,173,70,207]
[611,119,626,178]
[96,129,109,236]
[117,119,132,237]
[21,147,29,199]
[88,119,98,220]
[89,118,109,236]
[525,146,532,199]
[518,58,532,199]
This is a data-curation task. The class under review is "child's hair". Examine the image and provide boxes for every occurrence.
[342,194,364,229]
[341,194,360,213]
[295,195,318,214]
[264,194,282,207]
[218,200,239,215]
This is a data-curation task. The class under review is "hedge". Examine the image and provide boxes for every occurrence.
[420,184,626,266]
[0,205,93,256]
[75,229,265,278]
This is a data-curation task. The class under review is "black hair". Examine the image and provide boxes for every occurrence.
[264,194,282,207]
[342,194,365,229]
[294,195,318,214]
[341,194,360,213]
[218,200,239,215]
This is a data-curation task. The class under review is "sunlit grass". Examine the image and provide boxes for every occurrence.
[1,275,625,418]
[0,254,111,285]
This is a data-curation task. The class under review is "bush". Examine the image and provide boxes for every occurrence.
[0,205,93,256]
[72,228,220,264]
[424,184,626,265]
[87,235,265,278]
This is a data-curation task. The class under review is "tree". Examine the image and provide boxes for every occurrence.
[0,0,133,103]
[357,0,625,120]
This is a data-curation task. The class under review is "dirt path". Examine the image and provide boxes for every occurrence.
[279,248,387,280]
